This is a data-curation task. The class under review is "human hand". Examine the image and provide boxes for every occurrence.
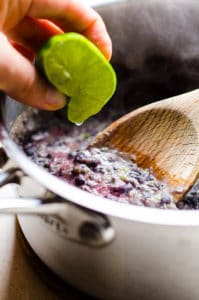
[0,0,112,110]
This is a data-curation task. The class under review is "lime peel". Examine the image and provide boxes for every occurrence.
[36,32,117,124]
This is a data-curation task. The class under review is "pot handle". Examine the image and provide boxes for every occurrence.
[0,156,115,248]
[0,196,115,248]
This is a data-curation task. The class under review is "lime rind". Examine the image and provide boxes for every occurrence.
[36,32,117,124]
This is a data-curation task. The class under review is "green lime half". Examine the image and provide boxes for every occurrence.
[36,32,117,124]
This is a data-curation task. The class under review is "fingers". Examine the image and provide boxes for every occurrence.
[11,40,35,61]
[26,0,112,60]
[0,33,66,110]
[2,0,112,60]
[81,16,112,61]
[7,18,64,52]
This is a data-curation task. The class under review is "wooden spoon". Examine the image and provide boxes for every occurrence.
[91,89,199,201]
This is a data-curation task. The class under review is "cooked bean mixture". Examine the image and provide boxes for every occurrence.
[13,109,199,209]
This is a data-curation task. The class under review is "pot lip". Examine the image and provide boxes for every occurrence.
[2,123,199,227]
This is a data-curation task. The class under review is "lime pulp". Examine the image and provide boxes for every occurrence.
[36,32,117,124]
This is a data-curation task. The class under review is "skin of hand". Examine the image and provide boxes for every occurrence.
[0,0,112,110]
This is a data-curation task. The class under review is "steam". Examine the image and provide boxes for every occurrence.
[99,0,199,66]
[97,0,199,104]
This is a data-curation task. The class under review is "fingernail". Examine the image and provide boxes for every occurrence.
[45,88,67,110]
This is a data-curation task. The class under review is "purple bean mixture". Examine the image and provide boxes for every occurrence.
[26,139,175,208]
[13,108,199,210]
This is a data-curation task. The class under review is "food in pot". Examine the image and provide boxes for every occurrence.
[13,108,198,210]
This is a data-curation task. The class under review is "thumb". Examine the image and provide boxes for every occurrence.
[0,33,66,110]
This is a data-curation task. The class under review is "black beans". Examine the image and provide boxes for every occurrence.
[110,184,133,195]
[74,152,100,168]
[74,176,85,186]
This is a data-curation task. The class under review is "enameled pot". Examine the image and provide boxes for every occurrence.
[1,0,199,299]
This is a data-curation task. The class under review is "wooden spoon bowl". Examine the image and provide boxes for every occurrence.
[92,89,199,201]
